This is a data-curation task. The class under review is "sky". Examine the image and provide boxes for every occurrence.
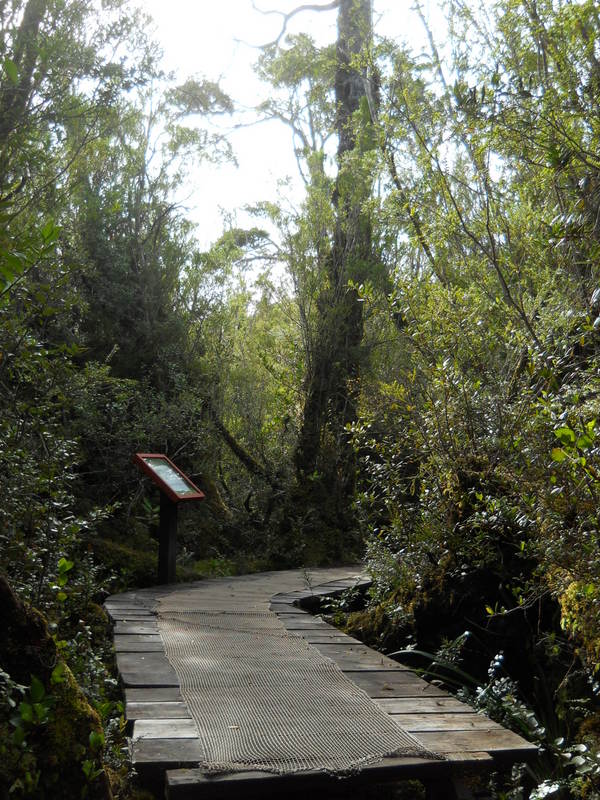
[138,0,441,249]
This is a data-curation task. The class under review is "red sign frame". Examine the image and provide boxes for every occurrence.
[133,453,205,503]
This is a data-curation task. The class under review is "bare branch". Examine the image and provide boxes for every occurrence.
[252,0,340,47]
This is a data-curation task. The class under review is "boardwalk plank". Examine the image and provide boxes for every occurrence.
[414,729,539,755]
[311,643,410,671]
[346,670,448,697]
[126,687,183,703]
[165,756,452,800]
[117,652,179,687]
[134,719,197,739]
[374,697,477,714]
[292,631,362,644]
[114,621,159,634]
[127,702,191,720]
[114,634,163,652]
[393,712,506,731]
[132,738,204,766]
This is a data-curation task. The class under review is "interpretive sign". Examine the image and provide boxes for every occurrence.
[133,453,205,503]
[133,453,205,584]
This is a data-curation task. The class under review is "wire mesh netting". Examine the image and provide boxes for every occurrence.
[157,579,440,775]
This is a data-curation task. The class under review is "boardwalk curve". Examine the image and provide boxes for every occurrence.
[105,568,538,798]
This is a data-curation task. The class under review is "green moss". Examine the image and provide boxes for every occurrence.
[0,574,112,799]
[92,536,157,589]
[341,597,414,652]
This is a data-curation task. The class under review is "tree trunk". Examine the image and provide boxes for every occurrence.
[0,0,48,152]
[295,0,374,501]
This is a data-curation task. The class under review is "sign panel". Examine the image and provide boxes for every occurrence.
[133,453,205,503]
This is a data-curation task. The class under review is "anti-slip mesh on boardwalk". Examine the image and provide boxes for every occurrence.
[157,586,440,776]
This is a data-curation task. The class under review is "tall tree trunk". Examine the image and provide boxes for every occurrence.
[0,0,48,156]
[295,0,374,501]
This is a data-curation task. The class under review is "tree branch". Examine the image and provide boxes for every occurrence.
[205,399,282,490]
[253,0,340,47]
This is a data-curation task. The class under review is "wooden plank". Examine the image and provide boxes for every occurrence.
[134,719,198,739]
[114,634,163,652]
[166,755,454,800]
[311,643,409,671]
[374,697,476,714]
[269,603,299,613]
[114,621,159,634]
[117,652,179,687]
[345,671,448,697]
[126,687,183,703]
[413,729,539,755]
[292,631,362,645]
[393,712,505,732]
[280,622,336,631]
[127,702,191,720]
[445,752,494,763]
[132,738,204,766]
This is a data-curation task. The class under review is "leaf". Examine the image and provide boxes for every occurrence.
[57,557,74,573]
[41,220,60,243]
[51,663,65,685]
[554,426,576,445]
[18,702,33,723]
[551,448,567,462]
[29,676,45,704]
[3,58,18,85]
[89,730,105,752]
[12,726,25,746]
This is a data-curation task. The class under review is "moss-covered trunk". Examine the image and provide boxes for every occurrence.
[295,0,375,508]
[0,573,112,800]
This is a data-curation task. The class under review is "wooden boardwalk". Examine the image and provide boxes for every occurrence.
[105,568,538,799]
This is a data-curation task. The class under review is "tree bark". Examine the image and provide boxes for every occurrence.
[295,0,374,497]
[0,0,48,147]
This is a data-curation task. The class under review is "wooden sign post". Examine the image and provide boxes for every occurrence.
[133,453,205,584]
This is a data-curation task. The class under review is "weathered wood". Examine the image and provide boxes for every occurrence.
[114,621,159,634]
[413,729,539,755]
[114,634,164,652]
[126,687,183,703]
[134,719,198,739]
[310,642,410,671]
[127,702,191,720]
[132,738,204,766]
[269,602,299,613]
[394,712,506,732]
[346,670,449,697]
[116,652,179,687]
[445,752,494,763]
[374,697,477,714]
[166,756,453,800]
[291,631,362,644]
[279,617,338,630]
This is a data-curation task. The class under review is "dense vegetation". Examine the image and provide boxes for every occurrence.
[2,0,600,797]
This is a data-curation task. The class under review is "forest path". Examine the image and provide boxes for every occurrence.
[105,568,538,799]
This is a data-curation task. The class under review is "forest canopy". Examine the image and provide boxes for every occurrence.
[2,0,600,798]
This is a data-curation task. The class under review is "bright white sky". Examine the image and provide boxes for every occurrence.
[138,0,443,248]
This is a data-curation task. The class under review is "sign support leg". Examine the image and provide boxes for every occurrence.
[158,494,178,584]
